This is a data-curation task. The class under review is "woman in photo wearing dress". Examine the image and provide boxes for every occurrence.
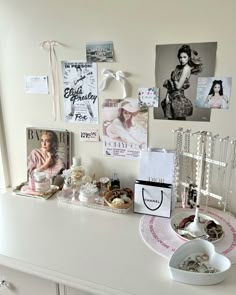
[105,100,143,144]
[161,44,203,120]
[205,80,229,109]
[27,130,65,178]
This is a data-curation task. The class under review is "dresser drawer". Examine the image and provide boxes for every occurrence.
[0,265,57,295]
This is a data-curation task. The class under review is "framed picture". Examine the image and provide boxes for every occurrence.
[26,127,72,180]
[153,42,217,121]
[86,41,114,62]
[195,77,232,109]
[62,61,98,124]
[102,98,148,159]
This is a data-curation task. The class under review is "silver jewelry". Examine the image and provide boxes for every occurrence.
[178,253,218,273]
[174,128,183,201]
[224,141,236,212]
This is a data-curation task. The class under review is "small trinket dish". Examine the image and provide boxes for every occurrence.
[169,239,231,285]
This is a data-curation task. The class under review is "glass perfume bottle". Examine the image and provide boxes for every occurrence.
[34,171,50,193]
[100,177,110,195]
[95,177,109,205]
[111,173,120,190]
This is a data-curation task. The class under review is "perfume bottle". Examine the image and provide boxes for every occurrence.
[100,177,110,196]
[28,172,35,191]
[34,171,50,193]
[111,173,120,190]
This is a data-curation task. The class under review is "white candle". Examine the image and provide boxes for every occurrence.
[72,157,81,166]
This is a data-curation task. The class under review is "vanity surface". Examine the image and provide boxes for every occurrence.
[0,192,235,295]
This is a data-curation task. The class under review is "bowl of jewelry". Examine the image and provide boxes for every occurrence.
[170,212,224,243]
[169,239,231,285]
[104,188,133,209]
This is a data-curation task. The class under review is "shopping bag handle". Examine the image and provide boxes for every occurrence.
[142,188,163,211]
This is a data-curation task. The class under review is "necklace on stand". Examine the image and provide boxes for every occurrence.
[181,129,191,208]
[171,128,227,242]
[184,132,207,237]
[174,128,183,202]
[204,132,217,210]
[224,140,236,213]
[217,137,229,209]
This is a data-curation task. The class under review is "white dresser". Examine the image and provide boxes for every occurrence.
[0,192,235,295]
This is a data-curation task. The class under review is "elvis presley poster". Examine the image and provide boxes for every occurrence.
[62,61,98,124]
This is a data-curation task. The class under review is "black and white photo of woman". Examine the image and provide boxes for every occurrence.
[154,42,217,122]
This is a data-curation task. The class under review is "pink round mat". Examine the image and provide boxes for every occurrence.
[139,206,236,264]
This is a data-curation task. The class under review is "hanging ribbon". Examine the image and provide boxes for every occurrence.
[99,69,128,98]
[40,40,63,121]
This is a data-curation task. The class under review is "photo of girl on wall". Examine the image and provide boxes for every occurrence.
[153,42,217,121]
[102,99,148,159]
[195,77,232,109]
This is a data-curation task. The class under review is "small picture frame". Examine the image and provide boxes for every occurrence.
[86,41,114,63]
[138,87,159,107]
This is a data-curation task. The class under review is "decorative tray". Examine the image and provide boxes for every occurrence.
[57,190,132,214]
[170,211,224,243]
[13,183,59,200]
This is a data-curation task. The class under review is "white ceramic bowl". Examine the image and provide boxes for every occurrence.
[169,239,231,285]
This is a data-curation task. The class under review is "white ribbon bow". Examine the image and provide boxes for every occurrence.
[99,69,128,98]
[40,40,63,121]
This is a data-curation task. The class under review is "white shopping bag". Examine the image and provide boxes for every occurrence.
[138,149,175,183]
[134,180,172,218]
[138,149,176,209]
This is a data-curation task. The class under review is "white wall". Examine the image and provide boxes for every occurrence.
[0,0,236,209]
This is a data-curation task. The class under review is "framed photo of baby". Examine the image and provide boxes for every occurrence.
[153,42,217,121]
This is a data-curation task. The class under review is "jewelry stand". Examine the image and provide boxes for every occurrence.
[173,128,235,240]
[186,132,205,236]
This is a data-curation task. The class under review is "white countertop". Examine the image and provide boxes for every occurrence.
[0,192,235,295]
